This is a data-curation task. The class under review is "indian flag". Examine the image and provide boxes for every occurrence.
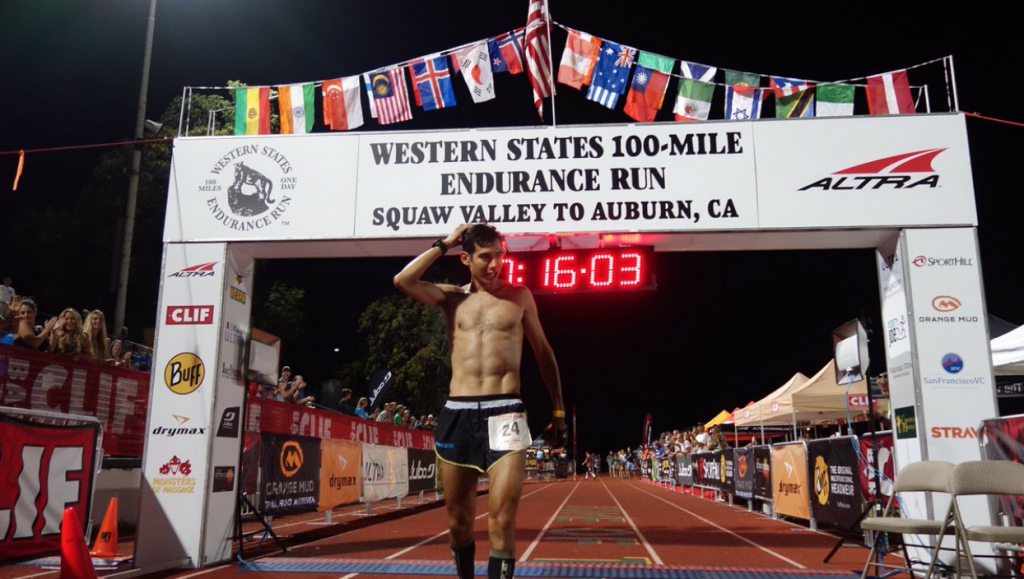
[278,83,315,134]
[817,84,854,117]
[234,87,271,135]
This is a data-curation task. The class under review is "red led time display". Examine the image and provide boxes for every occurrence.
[501,246,656,294]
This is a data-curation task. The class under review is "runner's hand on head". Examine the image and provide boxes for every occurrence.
[444,224,472,248]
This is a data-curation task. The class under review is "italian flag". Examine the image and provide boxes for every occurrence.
[817,84,855,117]
[234,87,271,135]
[278,83,315,134]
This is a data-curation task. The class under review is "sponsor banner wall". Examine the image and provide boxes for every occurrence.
[0,346,150,457]
[659,457,674,484]
[166,115,974,243]
[361,445,409,503]
[808,438,864,528]
[902,227,997,562]
[260,434,320,515]
[137,242,227,569]
[756,115,975,229]
[0,415,100,562]
[408,448,438,494]
[248,399,434,450]
[733,448,755,500]
[772,444,810,520]
[319,439,362,511]
[753,446,773,501]
[676,454,693,486]
[202,245,254,564]
[857,432,895,503]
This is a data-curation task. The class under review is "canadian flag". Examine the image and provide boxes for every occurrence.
[866,70,915,116]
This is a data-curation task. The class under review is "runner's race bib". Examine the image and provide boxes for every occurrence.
[488,412,532,452]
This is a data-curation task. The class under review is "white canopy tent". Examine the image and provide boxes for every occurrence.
[992,325,1024,376]
[733,372,808,428]
[750,360,869,427]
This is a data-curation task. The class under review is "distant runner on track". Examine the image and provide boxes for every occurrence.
[395,223,567,579]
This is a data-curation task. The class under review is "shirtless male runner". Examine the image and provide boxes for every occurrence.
[395,223,566,579]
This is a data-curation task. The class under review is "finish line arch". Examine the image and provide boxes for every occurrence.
[137,113,995,569]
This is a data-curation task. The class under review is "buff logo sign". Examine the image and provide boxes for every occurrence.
[204,146,295,232]
[164,353,205,395]
[799,149,946,191]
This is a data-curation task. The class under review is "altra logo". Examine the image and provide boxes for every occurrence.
[799,149,946,191]
[932,296,962,312]
[168,263,217,278]
[166,306,214,325]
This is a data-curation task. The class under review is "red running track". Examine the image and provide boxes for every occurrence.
[3,477,905,579]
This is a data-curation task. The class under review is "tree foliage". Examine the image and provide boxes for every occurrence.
[252,280,306,343]
[340,295,451,415]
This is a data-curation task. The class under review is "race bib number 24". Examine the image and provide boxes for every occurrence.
[488,412,532,452]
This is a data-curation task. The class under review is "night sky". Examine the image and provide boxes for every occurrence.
[4,2,1024,453]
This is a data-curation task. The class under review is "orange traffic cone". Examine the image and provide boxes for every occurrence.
[60,507,98,579]
[90,498,118,557]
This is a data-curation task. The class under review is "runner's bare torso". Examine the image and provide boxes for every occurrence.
[443,284,528,397]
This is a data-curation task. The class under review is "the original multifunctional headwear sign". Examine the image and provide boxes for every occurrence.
[164,114,975,242]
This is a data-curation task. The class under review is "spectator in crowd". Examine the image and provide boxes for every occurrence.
[85,310,110,363]
[423,414,436,431]
[369,409,380,421]
[393,404,407,428]
[0,277,15,306]
[354,397,371,419]
[12,298,56,351]
[338,388,356,415]
[746,436,760,447]
[117,326,129,342]
[292,375,315,406]
[376,401,395,423]
[414,415,426,430]
[108,340,133,369]
[50,308,90,361]
[401,408,413,428]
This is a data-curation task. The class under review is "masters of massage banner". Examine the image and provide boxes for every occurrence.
[164,114,975,243]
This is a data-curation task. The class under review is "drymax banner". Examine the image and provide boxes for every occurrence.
[0,414,100,562]
[0,345,149,457]
[772,444,810,520]
[361,445,409,503]
[165,115,975,242]
[319,439,361,511]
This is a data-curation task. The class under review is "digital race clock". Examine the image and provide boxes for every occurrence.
[502,246,656,294]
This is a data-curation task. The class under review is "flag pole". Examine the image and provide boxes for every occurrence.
[948,55,960,112]
[545,0,556,127]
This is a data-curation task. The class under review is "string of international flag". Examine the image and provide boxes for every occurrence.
[199,0,950,136]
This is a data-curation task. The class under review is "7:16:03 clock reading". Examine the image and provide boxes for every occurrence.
[500,246,656,294]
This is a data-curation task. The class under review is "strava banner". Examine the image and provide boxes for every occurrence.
[0,414,100,562]
[0,345,150,457]
[319,439,361,512]
[753,446,773,501]
[733,448,755,500]
[677,454,693,486]
[361,444,409,503]
[808,437,864,528]
[858,432,895,504]
[248,398,434,450]
[772,444,810,520]
[408,448,437,494]
[260,433,320,515]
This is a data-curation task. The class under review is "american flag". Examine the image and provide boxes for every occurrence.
[366,68,413,125]
[525,0,553,119]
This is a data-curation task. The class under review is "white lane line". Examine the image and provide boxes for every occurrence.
[601,480,664,565]
[629,484,807,569]
[338,482,555,579]
[12,571,59,579]
[518,481,579,563]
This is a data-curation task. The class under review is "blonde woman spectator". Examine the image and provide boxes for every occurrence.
[355,397,371,419]
[85,310,110,362]
[50,308,91,361]
[13,298,57,351]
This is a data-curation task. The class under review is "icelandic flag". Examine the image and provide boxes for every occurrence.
[586,41,635,110]
[411,56,457,111]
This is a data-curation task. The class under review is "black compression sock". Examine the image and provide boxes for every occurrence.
[488,550,515,579]
[451,540,475,579]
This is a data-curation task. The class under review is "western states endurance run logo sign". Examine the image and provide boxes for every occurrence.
[202,145,296,231]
